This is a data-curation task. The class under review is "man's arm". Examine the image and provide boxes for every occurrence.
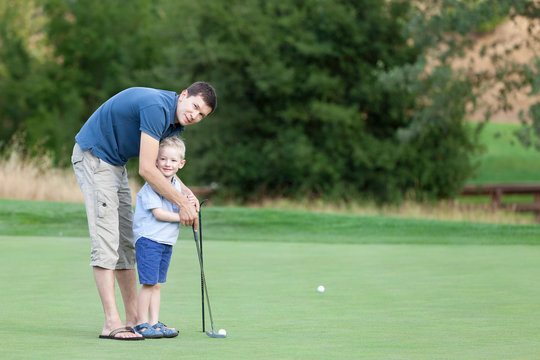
[138,132,197,227]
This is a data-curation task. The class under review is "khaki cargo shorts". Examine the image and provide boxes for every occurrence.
[71,143,136,270]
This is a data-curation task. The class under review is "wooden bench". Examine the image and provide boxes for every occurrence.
[461,184,540,222]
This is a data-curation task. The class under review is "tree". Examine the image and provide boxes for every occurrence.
[407,1,540,149]
[3,0,538,202]
[158,0,479,201]
[0,0,165,163]
[0,0,52,149]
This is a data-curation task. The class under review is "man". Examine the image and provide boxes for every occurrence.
[71,82,217,340]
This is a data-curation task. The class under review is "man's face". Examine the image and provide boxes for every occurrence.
[176,90,213,126]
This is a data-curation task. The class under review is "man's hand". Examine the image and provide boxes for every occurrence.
[187,193,200,211]
[178,197,198,229]
[175,175,200,213]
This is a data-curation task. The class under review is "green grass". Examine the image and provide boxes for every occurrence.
[2,199,540,359]
[469,122,540,184]
[2,199,540,245]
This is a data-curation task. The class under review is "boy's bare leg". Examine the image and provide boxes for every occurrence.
[148,283,161,325]
[137,284,154,325]
[148,284,176,330]
[94,267,141,339]
[115,269,139,328]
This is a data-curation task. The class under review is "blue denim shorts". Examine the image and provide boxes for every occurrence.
[135,237,173,285]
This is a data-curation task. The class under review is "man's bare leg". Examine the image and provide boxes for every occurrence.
[115,269,139,328]
[94,267,141,339]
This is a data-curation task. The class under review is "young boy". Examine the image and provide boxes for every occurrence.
[132,137,196,338]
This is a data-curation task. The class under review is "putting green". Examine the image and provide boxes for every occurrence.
[1,235,540,359]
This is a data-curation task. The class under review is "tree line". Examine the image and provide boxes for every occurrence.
[1,0,539,202]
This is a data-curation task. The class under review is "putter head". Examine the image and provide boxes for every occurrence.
[206,330,226,338]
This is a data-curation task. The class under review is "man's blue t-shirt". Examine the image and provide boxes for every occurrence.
[75,87,184,165]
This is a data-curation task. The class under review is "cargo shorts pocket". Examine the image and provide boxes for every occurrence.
[71,152,83,165]
[96,191,110,218]
[71,145,84,165]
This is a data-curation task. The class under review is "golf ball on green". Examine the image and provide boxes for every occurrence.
[218,329,227,336]
[317,285,325,293]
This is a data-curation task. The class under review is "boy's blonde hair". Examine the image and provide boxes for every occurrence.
[159,136,186,160]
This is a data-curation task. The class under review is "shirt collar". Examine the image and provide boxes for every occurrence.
[170,93,181,126]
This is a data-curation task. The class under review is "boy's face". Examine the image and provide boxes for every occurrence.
[156,146,185,179]
[176,90,213,126]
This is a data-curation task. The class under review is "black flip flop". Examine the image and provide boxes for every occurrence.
[99,326,145,341]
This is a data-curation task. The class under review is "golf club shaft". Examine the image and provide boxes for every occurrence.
[198,199,208,333]
[193,228,216,333]
[199,208,205,332]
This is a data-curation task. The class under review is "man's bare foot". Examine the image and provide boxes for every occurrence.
[100,324,144,340]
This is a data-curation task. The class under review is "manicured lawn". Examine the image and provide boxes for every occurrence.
[2,199,540,359]
[2,199,540,244]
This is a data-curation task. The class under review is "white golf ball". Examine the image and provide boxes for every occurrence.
[218,328,227,336]
[317,285,325,293]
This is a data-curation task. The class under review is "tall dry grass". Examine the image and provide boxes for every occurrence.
[0,146,140,203]
[248,198,535,225]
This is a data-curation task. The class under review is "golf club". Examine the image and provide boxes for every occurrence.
[199,199,208,333]
[192,224,226,338]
